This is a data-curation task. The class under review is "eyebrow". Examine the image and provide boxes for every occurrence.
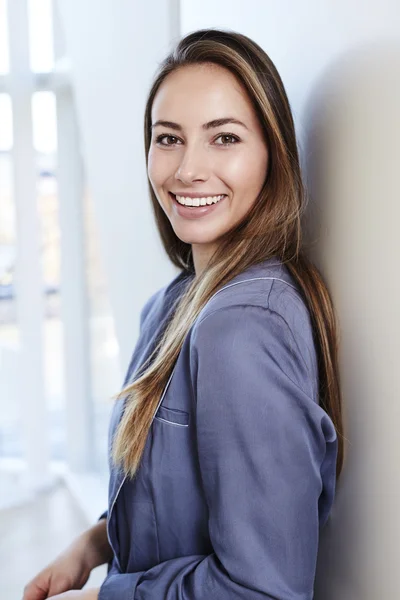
[151,117,249,131]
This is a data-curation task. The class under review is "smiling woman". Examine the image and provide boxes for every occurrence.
[23,27,344,600]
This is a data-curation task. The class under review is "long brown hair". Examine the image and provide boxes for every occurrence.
[112,28,345,481]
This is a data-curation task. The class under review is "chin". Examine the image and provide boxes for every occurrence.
[173,229,220,247]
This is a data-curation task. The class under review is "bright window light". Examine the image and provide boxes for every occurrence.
[0,94,13,151]
[32,91,57,153]
[27,0,54,73]
[0,0,9,74]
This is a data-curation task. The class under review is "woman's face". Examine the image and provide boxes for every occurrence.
[147,63,268,262]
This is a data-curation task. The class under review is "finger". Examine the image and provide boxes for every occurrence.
[47,575,74,597]
[22,580,49,600]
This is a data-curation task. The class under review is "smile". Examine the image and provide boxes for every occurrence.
[168,192,227,219]
[172,193,226,207]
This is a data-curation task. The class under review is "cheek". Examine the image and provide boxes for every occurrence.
[214,153,245,187]
[219,151,266,193]
[147,148,159,185]
[236,146,268,192]
[147,148,178,187]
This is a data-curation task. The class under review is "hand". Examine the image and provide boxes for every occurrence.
[22,545,91,600]
[48,589,99,600]
[23,519,111,600]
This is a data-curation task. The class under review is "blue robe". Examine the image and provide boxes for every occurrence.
[99,256,338,599]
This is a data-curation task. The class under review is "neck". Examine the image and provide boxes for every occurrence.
[191,242,219,278]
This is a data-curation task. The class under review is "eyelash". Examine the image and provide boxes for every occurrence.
[154,132,241,147]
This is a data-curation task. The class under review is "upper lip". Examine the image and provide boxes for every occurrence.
[170,191,226,198]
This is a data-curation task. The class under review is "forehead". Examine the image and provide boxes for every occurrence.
[151,63,257,126]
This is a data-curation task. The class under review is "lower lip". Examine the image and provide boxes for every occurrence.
[169,192,227,219]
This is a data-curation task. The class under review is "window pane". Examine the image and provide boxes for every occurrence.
[36,152,65,460]
[27,0,54,73]
[0,94,13,151]
[32,91,57,153]
[0,152,21,459]
[0,153,15,247]
[0,0,9,75]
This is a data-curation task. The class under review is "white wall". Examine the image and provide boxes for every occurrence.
[307,44,400,599]
[56,0,179,373]
[181,0,400,136]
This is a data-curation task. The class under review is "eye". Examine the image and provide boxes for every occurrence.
[214,133,241,146]
[155,134,182,146]
[154,132,241,147]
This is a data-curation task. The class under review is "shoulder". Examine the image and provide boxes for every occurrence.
[195,257,310,328]
[191,261,319,402]
[140,269,191,329]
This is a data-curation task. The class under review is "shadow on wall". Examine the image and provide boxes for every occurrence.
[302,41,400,600]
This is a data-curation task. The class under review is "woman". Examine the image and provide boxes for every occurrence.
[24,28,344,600]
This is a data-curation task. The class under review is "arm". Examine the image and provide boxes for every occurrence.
[82,518,114,569]
[99,303,338,600]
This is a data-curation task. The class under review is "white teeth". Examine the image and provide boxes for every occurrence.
[175,194,225,207]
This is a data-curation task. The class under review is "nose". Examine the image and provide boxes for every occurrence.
[174,142,210,184]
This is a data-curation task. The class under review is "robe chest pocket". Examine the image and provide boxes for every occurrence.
[154,405,190,427]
